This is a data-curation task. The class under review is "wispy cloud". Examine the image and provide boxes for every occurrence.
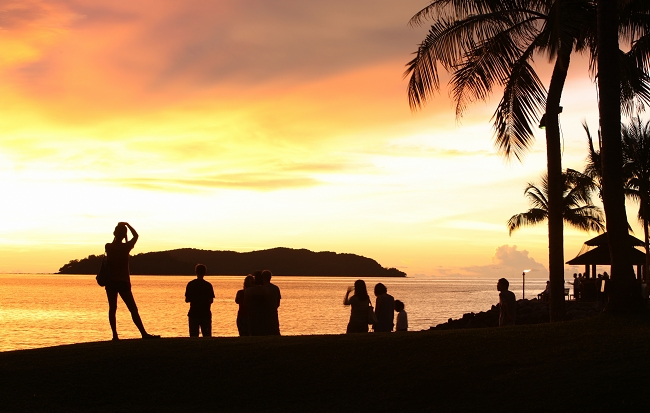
[112,174,320,192]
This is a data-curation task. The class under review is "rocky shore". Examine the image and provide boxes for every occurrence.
[432,299,604,330]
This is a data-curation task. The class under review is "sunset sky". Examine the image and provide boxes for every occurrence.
[0,0,641,276]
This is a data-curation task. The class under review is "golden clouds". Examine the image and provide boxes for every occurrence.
[0,0,604,275]
[0,0,78,68]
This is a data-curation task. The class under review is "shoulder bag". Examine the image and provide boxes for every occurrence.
[96,256,110,287]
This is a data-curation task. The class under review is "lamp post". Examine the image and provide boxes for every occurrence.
[522,269,531,299]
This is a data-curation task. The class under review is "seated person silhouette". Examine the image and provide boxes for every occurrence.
[497,278,516,326]
[537,281,550,302]
[185,264,215,337]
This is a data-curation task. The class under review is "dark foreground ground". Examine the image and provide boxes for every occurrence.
[1,315,649,412]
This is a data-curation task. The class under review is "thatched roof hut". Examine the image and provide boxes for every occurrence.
[566,232,646,279]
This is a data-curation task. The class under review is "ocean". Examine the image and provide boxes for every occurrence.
[0,274,551,352]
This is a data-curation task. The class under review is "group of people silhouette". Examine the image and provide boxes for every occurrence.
[102,222,407,340]
[343,279,408,333]
[234,270,281,336]
[571,271,609,302]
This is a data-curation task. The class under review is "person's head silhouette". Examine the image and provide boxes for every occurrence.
[374,283,387,296]
[195,264,207,280]
[244,275,255,288]
[354,279,368,300]
[497,278,509,292]
[113,223,127,241]
[261,269,273,284]
[253,270,264,285]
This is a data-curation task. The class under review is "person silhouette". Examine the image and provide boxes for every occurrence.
[235,275,255,336]
[262,269,281,335]
[373,283,394,332]
[244,271,272,336]
[185,264,215,337]
[344,279,371,333]
[394,300,408,331]
[104,222,159,340]
[497,278,516,327]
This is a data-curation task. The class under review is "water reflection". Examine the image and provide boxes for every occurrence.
[0,274,549,351]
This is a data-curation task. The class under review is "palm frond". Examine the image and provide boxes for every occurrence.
[491,57,547,160]
[563,205,605,233]
[507,208,547,235]
[508,168,603,235]
[524,181,549,210]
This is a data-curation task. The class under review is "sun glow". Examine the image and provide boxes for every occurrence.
[0,0,635,277]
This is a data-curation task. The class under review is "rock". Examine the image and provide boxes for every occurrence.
[430,298,601,330]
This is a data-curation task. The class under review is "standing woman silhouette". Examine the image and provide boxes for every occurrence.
[105,222,159,340]
[343,279,371,333]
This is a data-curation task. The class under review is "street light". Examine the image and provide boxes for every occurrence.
[522,269,531,299]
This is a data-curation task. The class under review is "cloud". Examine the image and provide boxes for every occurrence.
[3,0,428,104]
[363,145,494,159]
[430,245,548,278]
[491,245,547,272]
[111,173,321,192]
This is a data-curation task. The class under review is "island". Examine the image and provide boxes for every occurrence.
[58,247,407,277]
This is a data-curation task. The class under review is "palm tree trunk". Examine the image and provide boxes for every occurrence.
[642,195,649,282]
[545,42,571,322]
[641,182,650,282]
[597,0,643,312]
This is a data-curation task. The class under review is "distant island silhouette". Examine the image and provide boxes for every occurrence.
[58,247,407,277]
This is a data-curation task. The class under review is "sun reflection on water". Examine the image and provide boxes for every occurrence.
[0,274,549,352]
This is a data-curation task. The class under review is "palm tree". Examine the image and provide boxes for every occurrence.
[596,0,650,312]
[405,0,592,321]
[405,0,650,318]
[508,169,605,235]
[583,116,650,307]
[621,116,650,282]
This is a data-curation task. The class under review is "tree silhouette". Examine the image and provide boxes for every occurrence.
[508,169,604,235]
[405,0,650,319]
[583,116,650,285]
[622,116,650,281]
[596,0,650,312]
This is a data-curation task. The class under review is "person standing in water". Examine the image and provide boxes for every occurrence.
[104,222,159,340]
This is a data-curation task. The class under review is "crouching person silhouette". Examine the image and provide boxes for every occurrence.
[185,264,215,337]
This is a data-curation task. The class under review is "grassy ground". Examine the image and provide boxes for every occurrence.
[1,314,649,412]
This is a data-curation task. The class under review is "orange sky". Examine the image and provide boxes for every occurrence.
[0,0,642,277]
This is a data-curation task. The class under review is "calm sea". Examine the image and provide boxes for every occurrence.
[0,274,550,352]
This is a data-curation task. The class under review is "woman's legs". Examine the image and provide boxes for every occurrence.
[105,288,119,340]
[118,288,148,337]
[107,284,159,339]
